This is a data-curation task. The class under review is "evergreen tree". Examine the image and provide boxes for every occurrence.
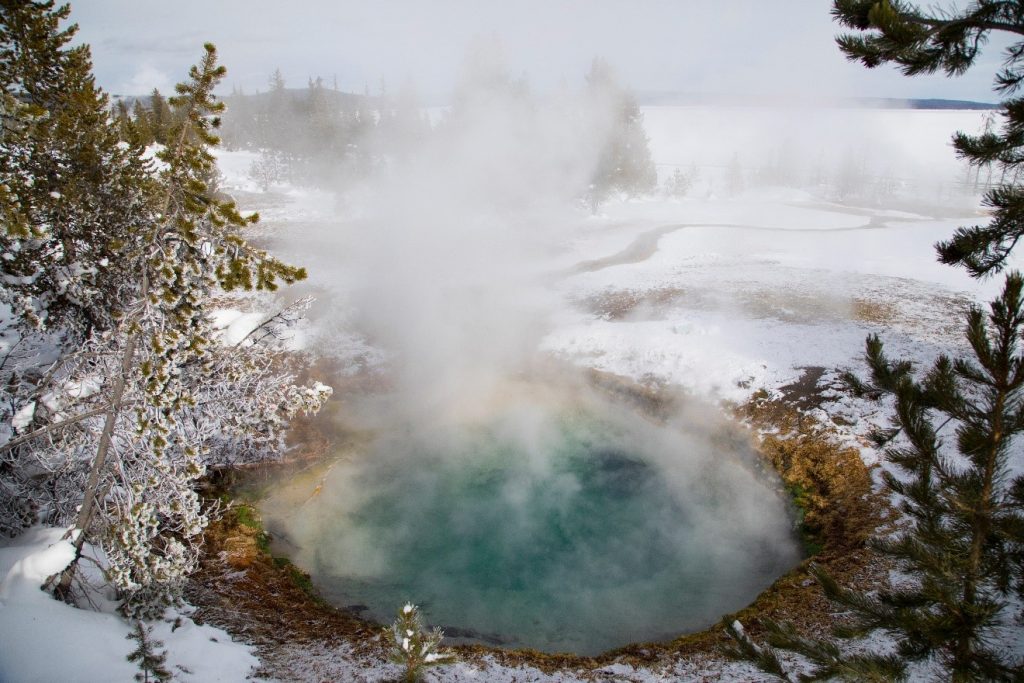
[261,67,291,152]
[730,276,1024,680]
[584,58,657,211]
[53,42,313,615]
[832,0,1024,276]
[147,88,172,145]
[0,1,158,533]
[385,603,457,683]
[305,75,334,155]
[0,0,151,336]
[132,98,154,145]
[268,67,285,93]
[663,166,695,197]
[125,621,172,683]
[0,5,327,618]
[0,0,329,615]
[113,97,131,134]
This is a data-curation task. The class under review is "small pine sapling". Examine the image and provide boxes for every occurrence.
[126,621,172,682]
[385,603,457,682]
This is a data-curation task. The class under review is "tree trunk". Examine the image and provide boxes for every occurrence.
[53,311,141,600]
[52,115,192,601]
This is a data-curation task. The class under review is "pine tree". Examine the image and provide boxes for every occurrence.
[664,166,695,198]
[54,42,312,615]
[730,276,1024,680]
[842,281,1024,679]
[584,58,657,211]
[0,0,155,534]
[261,67,292,152]
[268,67,286,93]
[832,0,1024,276]
[132,99,155,145]
[114,97,132,135]
[0,0,152,337]
[385,603,457,683]
[126,621,172,683]
[147,88,172,145]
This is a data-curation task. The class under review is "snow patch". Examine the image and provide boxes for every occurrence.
[0,527,258,682]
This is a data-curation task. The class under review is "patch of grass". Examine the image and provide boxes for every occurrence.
[852,298,898,325]
[579,286,687,320]
[260,553,322,605]
[233,503,260,530]
[738,391,883,559]
[188,498,382,661]
[275,558,317,597]
[222,518,319,602]
[782,481,824,556]
[761,431,877,557]
[230,504,270,553]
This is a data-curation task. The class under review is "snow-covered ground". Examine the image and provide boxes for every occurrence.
[232,106,1003,417]
[3,105,1016,681]
[542,106,1000,404]
[0,528,259,682]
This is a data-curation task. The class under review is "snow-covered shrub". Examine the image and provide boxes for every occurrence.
[386,603,457,682]
[663,167,695,198]
[247,149,288,191]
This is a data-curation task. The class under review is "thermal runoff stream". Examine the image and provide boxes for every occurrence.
[262,380,801,655]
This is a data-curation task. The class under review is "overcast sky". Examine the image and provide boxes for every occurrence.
[71,0,1009,102]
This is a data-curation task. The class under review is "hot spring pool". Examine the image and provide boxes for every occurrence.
[262,384,800,655]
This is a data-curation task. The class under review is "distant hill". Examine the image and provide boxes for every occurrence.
[635,92,1000,110]
[852,97,999,110]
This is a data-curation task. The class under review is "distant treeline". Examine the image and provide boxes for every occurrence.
[115,61,659,208]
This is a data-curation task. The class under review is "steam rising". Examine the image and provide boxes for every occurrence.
[253,45,970,653]
[315,44,626,414]
[263,378,800,653]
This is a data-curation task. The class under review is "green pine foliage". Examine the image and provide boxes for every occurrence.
[385,603,457,683]
[840,276,1024,680]
[0,0,153,336]
[126,621,173,683]
[832,0,1024,276]
[113,90,187,148]
[727,7,1024,677]
[730,276,1024,680]
[147,88,173,144]
[725,617,904,682]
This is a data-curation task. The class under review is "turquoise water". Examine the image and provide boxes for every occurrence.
[272,404,800,655]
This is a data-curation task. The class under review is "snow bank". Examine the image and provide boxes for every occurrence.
[211,148,260,192]
[0,527,258,683]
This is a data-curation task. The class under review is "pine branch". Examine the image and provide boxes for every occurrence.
[0,403,117,454]
[723,619,796,682]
